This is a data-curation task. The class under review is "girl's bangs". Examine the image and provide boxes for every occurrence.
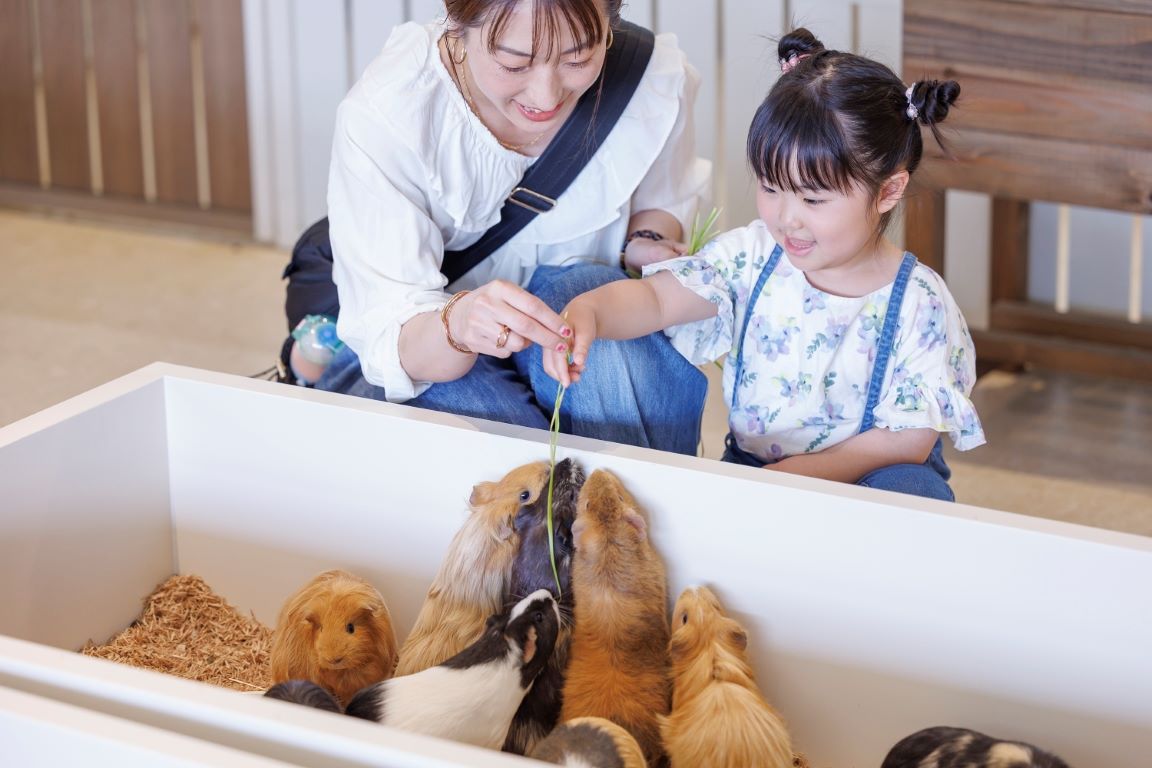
[750,104,860,195]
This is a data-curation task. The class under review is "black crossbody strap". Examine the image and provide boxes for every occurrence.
[441,20,656,284]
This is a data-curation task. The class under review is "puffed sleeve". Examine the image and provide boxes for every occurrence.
[629,34,711,231]
[643,226,759,365]
[872,267,986,451]
[327,97,449,403]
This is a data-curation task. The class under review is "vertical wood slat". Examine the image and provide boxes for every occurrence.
[197,0,251,213]
[90,0,143,200]
[144,0,198,206]
[990,198,1030,304]
[39,0,91,192]
[904,180,945,274]
[0,0,40,185]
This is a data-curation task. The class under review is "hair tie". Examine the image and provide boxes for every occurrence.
[780,52,810,74]
[905,84,919,121]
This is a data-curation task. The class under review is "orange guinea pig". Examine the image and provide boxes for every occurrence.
[393,461,548,676]
[269,569,398,707]
[660,586,793,768]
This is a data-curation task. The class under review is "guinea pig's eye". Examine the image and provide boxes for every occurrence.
[533,610,544,623]
[519,489,531,503]
[345,622,355,634]
[680,611,689,625]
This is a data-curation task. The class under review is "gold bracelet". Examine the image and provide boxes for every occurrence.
[441,290,474,354]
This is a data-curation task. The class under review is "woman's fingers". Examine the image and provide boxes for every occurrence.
[466,280,569,356]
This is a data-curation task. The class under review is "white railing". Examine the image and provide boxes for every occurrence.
[242,0,1150,328]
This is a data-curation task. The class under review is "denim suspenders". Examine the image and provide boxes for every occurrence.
[729,245,918,435]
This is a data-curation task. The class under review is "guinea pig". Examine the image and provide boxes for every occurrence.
[346,588,560,751]
[393,461,551,677]
[560,468,671,768]
[268,569,399,707]
[502,456,585,755]
[659,585,793,768]
[881,726,1072,768]
[263,679,342,713]
[529,716,648,767]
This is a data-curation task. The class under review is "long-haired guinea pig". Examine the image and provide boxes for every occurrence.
[529,716,648,767]
[393,462,554,677]
[263,679,342,712]
[346,589,560,750]
[502,456,584,755]
[268,569,398,706]
[560,468,671,768]
[659,585,793,768]
[881,726,1072,768]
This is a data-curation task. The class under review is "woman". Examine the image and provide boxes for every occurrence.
[303,0,710,454]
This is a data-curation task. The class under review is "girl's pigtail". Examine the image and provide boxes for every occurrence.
[907,79,961,126]
[778,28,826,74]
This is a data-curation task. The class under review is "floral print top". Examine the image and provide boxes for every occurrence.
[644,219,986,461]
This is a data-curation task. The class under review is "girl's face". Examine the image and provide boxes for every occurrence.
[755,172,906,293]
[461,4,607,139]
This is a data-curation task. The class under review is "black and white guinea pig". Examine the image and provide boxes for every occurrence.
[529,716,647,767]
[263,679,342,713]
[503,456,584,755]
[881,726,1072,768]
[345,588,560,750]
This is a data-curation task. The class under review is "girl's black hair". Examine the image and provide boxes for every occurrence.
[747,28,960,229]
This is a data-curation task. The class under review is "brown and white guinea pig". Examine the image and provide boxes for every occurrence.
[263,679,342,713]
[881,726,1072,768]
[529,716,648,767]
[659,585,793,768]
[502,456,584,755]
[393,461,550,677]
[345,589,560,750]
[560,468,671,768]
[268,569,398,707]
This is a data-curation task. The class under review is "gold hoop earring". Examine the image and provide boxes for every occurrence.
[450,38,467,64]
[605,28,614,49]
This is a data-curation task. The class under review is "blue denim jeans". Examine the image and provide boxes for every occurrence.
[316,263,708,456]
[722,432,955,501]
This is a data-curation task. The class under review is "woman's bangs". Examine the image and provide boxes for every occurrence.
[486,0,603,59]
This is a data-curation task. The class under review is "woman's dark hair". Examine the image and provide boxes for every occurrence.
[444,0,623,59]
[747,28,960,230]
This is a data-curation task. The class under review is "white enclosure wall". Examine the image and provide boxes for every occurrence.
[242,0,1150,330]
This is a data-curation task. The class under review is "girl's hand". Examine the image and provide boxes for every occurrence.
[449,280,570,358]
[542,300,598,387]
[622,237,688,274]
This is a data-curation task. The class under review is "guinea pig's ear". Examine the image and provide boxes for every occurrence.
[469,480,497,507]
[726,624,748,652]
[624,509,647,538]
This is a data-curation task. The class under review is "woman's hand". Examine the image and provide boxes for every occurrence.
[447,279,571,358]
[542,298,598,387]
[622,237,687,274]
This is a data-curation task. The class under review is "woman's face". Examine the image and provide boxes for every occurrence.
[461,3,608,137]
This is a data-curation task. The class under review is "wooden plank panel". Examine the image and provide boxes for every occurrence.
[91,0,144,200]
[904,0,1152,86]
[991,301,1152,351]
[197,0,250,213]
[918,129,1152,215]
[0,0,40,184]
[990,199,1030,304]
[996,0,1152,14]
[903,59,1150,151]
[39,0,90,191]
[973,328,1152,382]
[144,0,197,206]
[904,180,945,274]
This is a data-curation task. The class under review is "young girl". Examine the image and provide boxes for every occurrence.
[544,28,985,501]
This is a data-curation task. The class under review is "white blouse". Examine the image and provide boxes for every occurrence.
[646,220,986,461]
[327,21,711,402]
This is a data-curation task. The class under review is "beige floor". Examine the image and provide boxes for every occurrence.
[3,209,1150,537]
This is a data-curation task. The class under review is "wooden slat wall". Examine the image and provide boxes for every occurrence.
[199,0,251,212]
[91,0,144,200]
[145,0,198,207]
[0,0,39,185]
[904,0,1152,215]
[40,0,91,192]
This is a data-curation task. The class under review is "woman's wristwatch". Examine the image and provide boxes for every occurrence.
[619,229,665,272]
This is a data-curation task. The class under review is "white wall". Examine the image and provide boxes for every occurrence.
[242,0,1149,329]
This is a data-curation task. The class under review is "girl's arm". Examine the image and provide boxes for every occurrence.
[766,427,939,483]
[543,271,715,386]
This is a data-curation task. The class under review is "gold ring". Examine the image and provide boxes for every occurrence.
[495,324,511,349]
